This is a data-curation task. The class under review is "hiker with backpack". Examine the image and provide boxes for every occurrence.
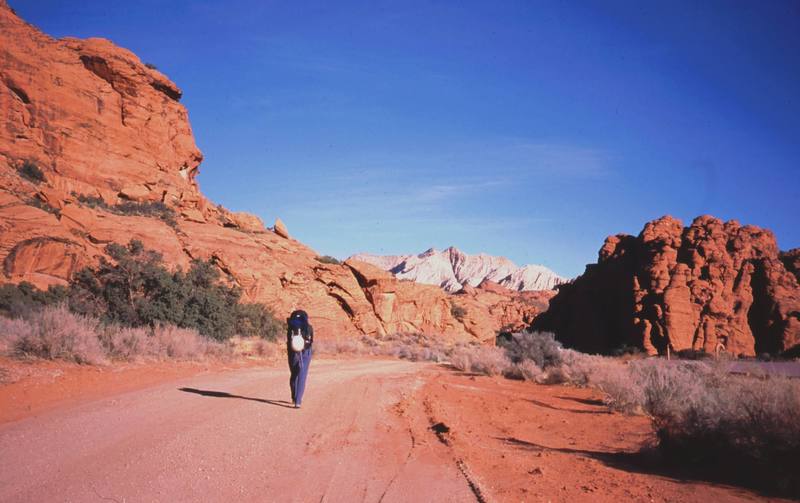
[287,309,314,409]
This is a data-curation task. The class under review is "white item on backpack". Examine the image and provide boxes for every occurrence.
[290,329,305,352]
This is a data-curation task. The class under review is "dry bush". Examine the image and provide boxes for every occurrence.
[592,358,800,495]
[2,308,228,364]
[376,332,450,362]
[98,325,151,361]
[450,345,512,376]
[247,337,282,358]
[511,359,544,381]
[0,316,31,355]
[151,324,226,360]
[497,332,608,385]
[589,359,644,414]
[503,331,563,369]
[14,305,107,364]
[314,338,371,356]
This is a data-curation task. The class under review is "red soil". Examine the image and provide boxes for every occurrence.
[0,357,790,502]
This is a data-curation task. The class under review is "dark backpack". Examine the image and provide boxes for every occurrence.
[288,310,310,350]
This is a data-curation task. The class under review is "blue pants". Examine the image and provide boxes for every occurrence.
[288,348,312,405]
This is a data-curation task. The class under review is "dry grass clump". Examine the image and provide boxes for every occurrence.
[0,306,229,364]
[450,345,511,376]
[10,305,108,364]
[314,332,454,363]
[590,358,800,495]
[313,337,373,356]
[229,336,283,359]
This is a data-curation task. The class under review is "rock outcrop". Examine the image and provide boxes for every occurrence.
[0,3,543,342]
[532,215,800,357]
[349,247,565,293]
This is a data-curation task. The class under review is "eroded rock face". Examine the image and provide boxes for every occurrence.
[0,4,543,342]
[533,216,800,356]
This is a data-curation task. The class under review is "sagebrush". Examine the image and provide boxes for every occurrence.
[1,305,228,363]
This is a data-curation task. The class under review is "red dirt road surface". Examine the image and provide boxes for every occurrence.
[0,359,788,502]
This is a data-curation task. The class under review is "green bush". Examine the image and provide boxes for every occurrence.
[27,197,60,216]
[67,240,284,340]
[0,282,67,317]
[73,194,178,228]
[114,201,178,228]
[19,160,45,184]
[74,193,108,209]
[316,255,341,265]
[2,240,283,341]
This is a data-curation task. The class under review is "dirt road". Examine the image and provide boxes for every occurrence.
[0,360,473,503]
[0,358,786,502]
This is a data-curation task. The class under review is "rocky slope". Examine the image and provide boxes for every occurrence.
[532,215,800,357]
[0,2,543,342]
[349,247,565,293]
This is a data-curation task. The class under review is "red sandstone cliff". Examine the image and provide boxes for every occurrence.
[0,3,541,342]
[532,216,800,357]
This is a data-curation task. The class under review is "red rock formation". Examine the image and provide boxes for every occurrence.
[0,4,543,342]
[533,216,800,357]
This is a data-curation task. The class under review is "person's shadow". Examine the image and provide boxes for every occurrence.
[179,387,296,409]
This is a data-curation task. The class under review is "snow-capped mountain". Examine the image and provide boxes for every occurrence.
[348,247,565,292]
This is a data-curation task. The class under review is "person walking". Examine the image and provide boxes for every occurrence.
[287,309,313,409]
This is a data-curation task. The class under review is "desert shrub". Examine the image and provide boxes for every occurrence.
[378,332,449,362]
[502,331,563,369]
[74,194,178,227]
[514,359,545,381]
[113,201,178,228]
[314,337,372,356]
[13,305,107,364]
[0,317,31,355]
[244,337,282,358]
[144,62,158,70]
[315,255,341,265]
[450,344,513,376]
[0,282,67,317]
[590,359,800,495]
[612,343,644,358]
[236,302,284,340]
[151,324,225,359]
[589,360,644,413]
[68,240,283,340]
[450,301,467,321]
[19,160,45,184]
[74,193,109,209]
[27,197,60,216]
[97,324,151,360]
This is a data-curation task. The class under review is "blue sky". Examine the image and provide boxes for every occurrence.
[15,1,800,277]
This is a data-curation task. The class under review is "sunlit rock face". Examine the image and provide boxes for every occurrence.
[0,3,545,342]
[349,247,565,293]
[533,215,800,357]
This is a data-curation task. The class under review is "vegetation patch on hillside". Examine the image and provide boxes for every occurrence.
[73,193,179,228]
[0,240,284,352]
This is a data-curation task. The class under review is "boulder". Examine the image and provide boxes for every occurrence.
[228,211,265,233]
[273,218,290,238]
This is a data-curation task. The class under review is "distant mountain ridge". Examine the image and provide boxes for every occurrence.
[348,247,566,292]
